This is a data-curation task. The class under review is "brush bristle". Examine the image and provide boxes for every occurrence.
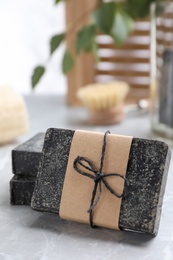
[77,81,129,110]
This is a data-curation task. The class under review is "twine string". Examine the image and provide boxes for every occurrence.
[73,131,127,228]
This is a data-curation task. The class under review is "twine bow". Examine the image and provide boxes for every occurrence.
[73,130,127,228]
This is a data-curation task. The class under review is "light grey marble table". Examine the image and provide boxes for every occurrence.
[0,95,173,260]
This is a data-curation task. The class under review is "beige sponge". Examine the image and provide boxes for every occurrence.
[77,81,129,111]
[0,86,28,144]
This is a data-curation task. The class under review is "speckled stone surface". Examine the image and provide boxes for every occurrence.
[12,133,44,177]
[10,175,36,205]
[31,128,171,235]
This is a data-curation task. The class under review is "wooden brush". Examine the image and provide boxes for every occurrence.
[77,81,129,125]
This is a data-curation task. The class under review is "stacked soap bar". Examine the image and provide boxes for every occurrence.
[31,128,171,235]
[10,176,36,205]
[10,133,45,205]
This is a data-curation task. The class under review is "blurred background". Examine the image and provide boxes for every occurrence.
[1,0,173,141]
[0,0,66,95]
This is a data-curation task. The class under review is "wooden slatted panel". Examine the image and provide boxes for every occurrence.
[156,14,173,80]
[95,20,150,101]
[100,57,150,63]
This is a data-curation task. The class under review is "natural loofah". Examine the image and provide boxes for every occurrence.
[77,81,129,111]
[0,86,28,144]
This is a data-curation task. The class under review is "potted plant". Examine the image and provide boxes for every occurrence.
[32,0,164,93]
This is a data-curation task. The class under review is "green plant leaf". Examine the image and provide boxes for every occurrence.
[112,11,134,46]
[76,24,96,53]
[55,0,62,4]
[124,0,155,18]
[123,12,135,34]
[112,12,127,45]
[50,33,65,55]
[92,41,99,63]
[93,1,116,34]
[31,66,45,89]
[62,49,74,74]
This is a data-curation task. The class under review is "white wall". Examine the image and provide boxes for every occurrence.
[0,0,66,95]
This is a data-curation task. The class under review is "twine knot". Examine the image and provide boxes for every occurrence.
[94,172,104,182]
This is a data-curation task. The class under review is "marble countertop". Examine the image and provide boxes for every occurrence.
[0,95,173,260]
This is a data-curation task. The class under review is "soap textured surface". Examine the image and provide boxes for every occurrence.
[12,133,44,177]
[10,133,44,205]
[10,175,35,205]
[32,129,74,212]
[31,128,171,235]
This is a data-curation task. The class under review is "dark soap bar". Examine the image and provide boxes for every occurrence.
[31,128,171,235]
[10,175,36,205]
[12,133,45,177]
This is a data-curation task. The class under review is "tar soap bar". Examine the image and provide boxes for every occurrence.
[10,175,35,205]
[10,133,44,205]
[31,128,171,235]
[12,133,44,177]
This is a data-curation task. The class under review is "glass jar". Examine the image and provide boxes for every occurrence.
[150,1,173,143]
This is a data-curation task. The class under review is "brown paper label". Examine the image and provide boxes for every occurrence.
[59,130,132,230]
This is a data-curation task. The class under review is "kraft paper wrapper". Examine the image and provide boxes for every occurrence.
[59,130,132,230]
